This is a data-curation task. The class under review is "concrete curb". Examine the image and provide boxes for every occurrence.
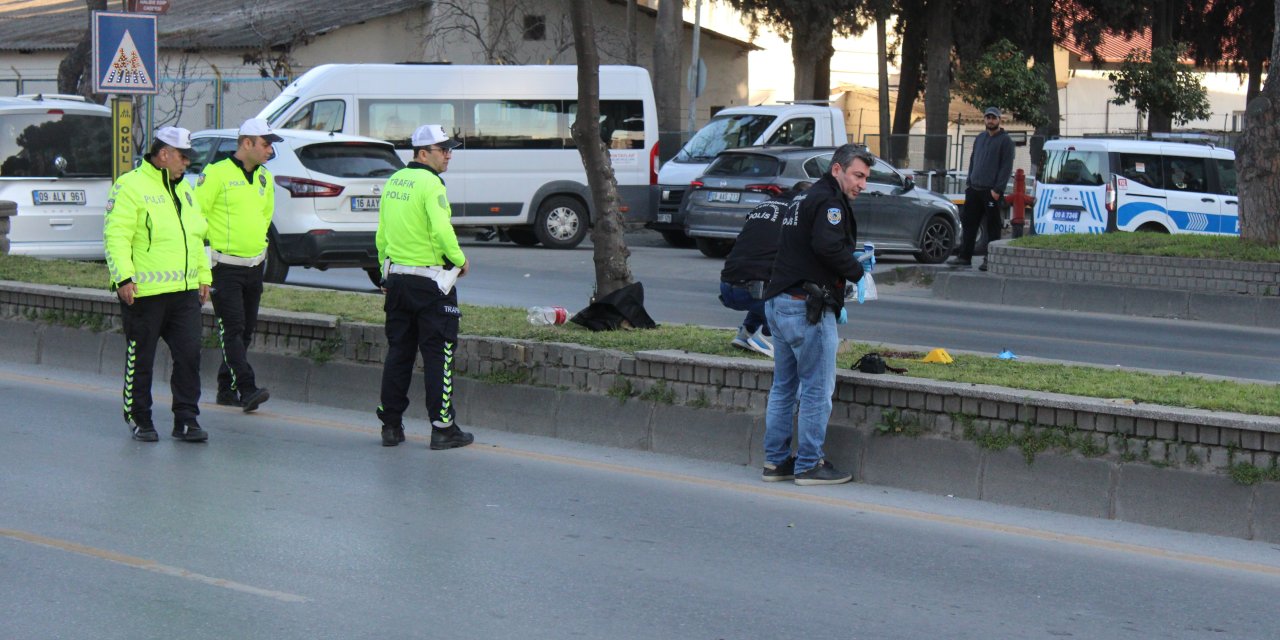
[932,270,1280,328]
[6,314,1280,543]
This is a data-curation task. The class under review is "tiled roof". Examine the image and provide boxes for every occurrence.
[0,0,429,51]
[1056,28,1152,64]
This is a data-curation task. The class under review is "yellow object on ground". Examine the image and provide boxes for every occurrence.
[921,348,954,363]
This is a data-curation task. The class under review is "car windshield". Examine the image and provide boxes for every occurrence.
[1040,149,1106,186]
[674,114,777,163]
[295,142,404,178]
[0,112,111,178]
[703,153,781,179]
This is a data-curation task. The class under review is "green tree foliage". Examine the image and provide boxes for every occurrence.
[955,39,1051,128]
[1107,44,1211,132]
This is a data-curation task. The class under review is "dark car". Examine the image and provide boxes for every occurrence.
[681,146,961,263]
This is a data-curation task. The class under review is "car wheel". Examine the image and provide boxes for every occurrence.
[659,230,696,248]
[913,216,956,264]
[533,196,588,249]
[364,267,383,288]
[505,226,540,246]
[695,237,734,259]
[1136,222,1170,233]
[262,236,289,283]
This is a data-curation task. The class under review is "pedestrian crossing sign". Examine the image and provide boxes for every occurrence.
[92,12,158,95]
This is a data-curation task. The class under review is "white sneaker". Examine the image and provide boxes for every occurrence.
[731,326,752,351]
[743,328,774,358]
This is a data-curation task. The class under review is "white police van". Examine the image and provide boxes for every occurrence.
[1033,138,1237,235]
[0,95,113,259]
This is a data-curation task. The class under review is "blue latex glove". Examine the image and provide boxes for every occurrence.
[837,307,848,324]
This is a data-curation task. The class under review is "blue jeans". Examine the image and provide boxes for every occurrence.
[719,281,768,335]
[763,296,838,474]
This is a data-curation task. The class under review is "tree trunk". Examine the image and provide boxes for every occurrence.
[891,5,925,168]
[1246,56,1263,104]
[57,0,108,103]
[876,12,891,159]
[1029,0,1059,176]
[790,10,833,103]
[923,0,953,174]
[653,0,683,163]
[1235,0,1280,245]
[1146,0,1174,134]
[569,0,634,298]
[626,0,637,66]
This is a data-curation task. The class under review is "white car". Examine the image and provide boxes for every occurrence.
[0,94,113,259]
[188,128,404,285]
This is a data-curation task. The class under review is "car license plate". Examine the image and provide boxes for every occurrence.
[656,213,672,223]
[1051,209,1080,222]
[32,190,86,205]
[351,196,380,211]
[707,191,740,203]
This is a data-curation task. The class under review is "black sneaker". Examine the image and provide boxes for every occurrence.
[215,390,242,407]
[241,388,270,413]
[172,419,209,443]
[761,456,796,482]
[430,424,474,450]
[381,424,405,447]
[978,261,989,272]
[131,422,158,442]
[793,459,852,486]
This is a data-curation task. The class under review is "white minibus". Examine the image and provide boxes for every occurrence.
[1034,138,1237,235]
[257,64,659,249]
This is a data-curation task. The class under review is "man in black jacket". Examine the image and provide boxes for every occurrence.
[718,182,811,358]
[760,145,872,486]
[951,106,1015,269]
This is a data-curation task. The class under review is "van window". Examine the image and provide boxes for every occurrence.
[674,113,777,162]
[566,100,645,150]
[282,99,345,132]
[1117,153,1163,189]
[767,118,815,146]
[359,99,457,149]
[1215,158,1237,195]
[469,100,562,149]
[1163,156,1209,193]
[1040,149,1105,186]
[0,112,111,177]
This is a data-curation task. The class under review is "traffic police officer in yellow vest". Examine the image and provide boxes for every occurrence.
[195,117,281,413]
[375,124,473,449]
[104,126,212,442]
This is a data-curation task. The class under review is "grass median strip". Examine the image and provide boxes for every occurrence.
[2,254,1276,417]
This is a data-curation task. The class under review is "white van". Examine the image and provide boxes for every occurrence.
[0,95,113,259]
[1033,138,1237,235]
[256,64,659,249]
[651,104,848,246]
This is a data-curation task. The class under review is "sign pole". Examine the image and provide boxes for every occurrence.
[111,96,133,180]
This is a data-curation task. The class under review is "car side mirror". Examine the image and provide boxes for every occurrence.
[901,174,915,193]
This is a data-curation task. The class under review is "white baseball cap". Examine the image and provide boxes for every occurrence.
[411,124,461,149]
[238,117,283,143]
[154,126,193,156]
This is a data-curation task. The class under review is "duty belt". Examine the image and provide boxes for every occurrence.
[210,248,267,268]
[387,263,446,278]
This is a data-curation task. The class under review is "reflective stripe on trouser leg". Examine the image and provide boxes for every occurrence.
[438,341,454,426]
[216,317,239,393]
[122,339,137,424]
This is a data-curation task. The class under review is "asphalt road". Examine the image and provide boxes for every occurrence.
[4,362,1280,639]
[284,230,1280,382]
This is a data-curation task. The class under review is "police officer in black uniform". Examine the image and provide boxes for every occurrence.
[760,144,873,486]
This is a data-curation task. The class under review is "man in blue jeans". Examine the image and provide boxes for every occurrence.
[760,145,871,486]
[718,182,811,358]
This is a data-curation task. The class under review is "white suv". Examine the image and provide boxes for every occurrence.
[0,94,113,259]
[188,128,403,286]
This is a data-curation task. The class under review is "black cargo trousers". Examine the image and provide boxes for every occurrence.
[377,273,460,429]
[957,186,1002,261]
[120,290,203,426]
[210,262,264,398]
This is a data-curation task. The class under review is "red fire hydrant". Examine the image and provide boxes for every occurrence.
[1006,168,1033,238]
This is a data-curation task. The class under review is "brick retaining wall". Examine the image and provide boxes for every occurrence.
[987,244,1280,296]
